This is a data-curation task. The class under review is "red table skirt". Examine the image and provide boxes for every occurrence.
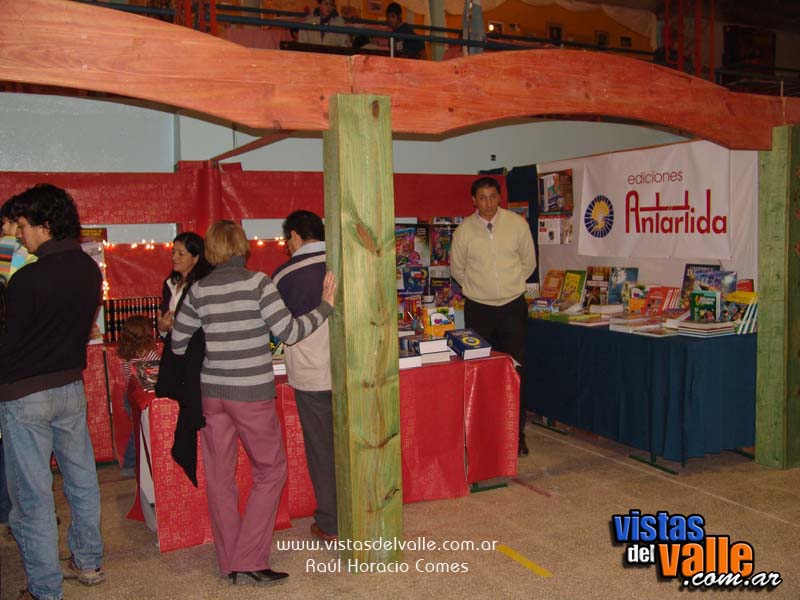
[83,344,114,463]
[129,353,519,553]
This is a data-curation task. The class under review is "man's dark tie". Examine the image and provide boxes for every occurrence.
[487,223,493,234]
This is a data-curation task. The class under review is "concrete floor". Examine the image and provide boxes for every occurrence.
[2,422,799,599]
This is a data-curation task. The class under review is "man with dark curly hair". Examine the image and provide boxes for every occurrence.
[0,184,105,600]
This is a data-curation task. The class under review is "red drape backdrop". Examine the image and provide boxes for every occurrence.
[0,164,506,296]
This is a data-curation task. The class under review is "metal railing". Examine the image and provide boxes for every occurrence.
[44,1,800,97]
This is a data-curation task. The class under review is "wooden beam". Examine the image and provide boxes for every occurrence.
[209,131,294,164]
[324,94,403,562]
[3,0,800,149]
[756,125,800,468]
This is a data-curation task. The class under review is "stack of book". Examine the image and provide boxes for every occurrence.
[398,334,451,369]
[398,348,422,369]
[677,321,737,338]
[608,314,661,333]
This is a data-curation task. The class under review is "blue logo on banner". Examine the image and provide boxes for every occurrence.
[584,195,614,238]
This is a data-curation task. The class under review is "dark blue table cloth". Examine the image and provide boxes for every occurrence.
[522,318,756,462]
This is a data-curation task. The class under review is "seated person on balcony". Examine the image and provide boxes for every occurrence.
[386,2,424,59]
[298,0,351,47]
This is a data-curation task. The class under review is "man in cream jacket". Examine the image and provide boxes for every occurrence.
[450,177,536,456]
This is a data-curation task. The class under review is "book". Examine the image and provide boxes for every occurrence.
[530,297,557,319]
[609,318,662,333]
[419,350,454,365]
[589,303,624,315]
[693,270,737,297]
[430,225,455,266]
[644,286,680,315]
[679,263,720,310]
[398,348,422,369]
[609,313,653,325]
[557,269,587,308]
[736,278,755,292]
[445,328,492,360]
[607,267,639,306]
[540,269,565,299]
[400,266,429,294]
[567,313,609,327]
[662,309,691,329]
[689,290,720,321]
[583,265,611,307]
[633,326,679,338]
[403,333,449,355]
[537,215,573,245]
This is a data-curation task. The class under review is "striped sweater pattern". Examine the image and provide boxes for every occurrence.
[171,256,331,402]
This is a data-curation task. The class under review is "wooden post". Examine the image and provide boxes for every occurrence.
[324,94,403,563]
[756,125,800,468]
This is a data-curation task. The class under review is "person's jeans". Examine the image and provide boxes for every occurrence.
[0,381,104,600]
[0,438,11,523]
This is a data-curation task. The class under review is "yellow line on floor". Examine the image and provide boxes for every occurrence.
[496,544,552,578]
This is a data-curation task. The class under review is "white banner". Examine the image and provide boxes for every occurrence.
[578,141,732,259]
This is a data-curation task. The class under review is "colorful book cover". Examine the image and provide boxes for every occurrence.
[400,266,429,294]
[690,290,720,321]
[430,225,455,266]
[449,279,465,310]
[430,277,453,307]
[445,328,492,360]
[607,267,639,306]
[583,265,611,307]
[679,263,719,310]
[530,297,557,318]
[541,269,566,299]
[558,270,587,307]
[693,270,737,297]
[395,226,417,267]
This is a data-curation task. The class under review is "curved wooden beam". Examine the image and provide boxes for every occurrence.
[2,0,799,149]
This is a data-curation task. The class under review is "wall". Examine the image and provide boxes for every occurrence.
[0,93,686,176]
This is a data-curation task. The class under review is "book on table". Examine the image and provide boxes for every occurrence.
[689,290,720,321]
[679,263,719,309]
[607,267,639,306]
[398,348,422,369]
[693,270,737,297]
[419,350,454,365]
[583,265,611,307]
[662,309,691,329]
[632,326,678,338]
[403,333,449,354]
[540,269,566,299]
[608,317,661,333]
[557,269,587,308]
[589,303,623,315]
[567,313,609,327]
[677,320,737,337]
[445,328,492,360]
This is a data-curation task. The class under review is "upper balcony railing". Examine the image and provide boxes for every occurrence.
[7,0,799,99]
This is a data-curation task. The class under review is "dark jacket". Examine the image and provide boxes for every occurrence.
[155,279,206,486]
[0,238,102,402]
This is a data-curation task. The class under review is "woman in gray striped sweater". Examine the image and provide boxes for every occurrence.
[171,220,335,586]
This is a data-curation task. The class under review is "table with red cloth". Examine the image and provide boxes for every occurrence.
[127,353,519,553]
[82,344,115,463]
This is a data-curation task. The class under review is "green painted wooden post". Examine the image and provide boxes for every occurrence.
[323,94,403,563]
[756,125,800,468]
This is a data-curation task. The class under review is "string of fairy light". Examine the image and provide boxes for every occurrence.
[96,237,287,299]
[99,236,285,250]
